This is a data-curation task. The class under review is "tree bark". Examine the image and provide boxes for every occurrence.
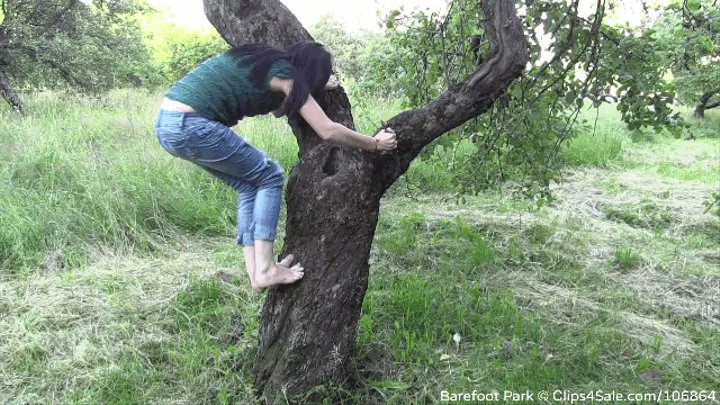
[204,0,528,402]
[693,89,720,119]
[0,27,23,113]
[0,70,23,114]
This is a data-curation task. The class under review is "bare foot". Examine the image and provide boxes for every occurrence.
[254,254,304,289]
[242,246,264,293]
[247,268,264,293]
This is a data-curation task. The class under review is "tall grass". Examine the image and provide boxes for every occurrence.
[1,91,230,271]
[2,92,716,272]
[1,91,718,403]
[0,90,403,272]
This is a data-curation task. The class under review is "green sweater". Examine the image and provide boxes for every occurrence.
[166,53,294,126]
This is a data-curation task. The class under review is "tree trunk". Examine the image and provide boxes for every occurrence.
[0,70,24,114]
[0,27,23,114]
[203,0,528,402]
[694,89,719,119]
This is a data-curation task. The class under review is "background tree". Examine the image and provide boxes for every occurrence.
[0,0,152,112]
[308,15,365,82]
[652,0,719,118]
[203,0,528,401]
[164,30,229,82]
[308,15,406,98]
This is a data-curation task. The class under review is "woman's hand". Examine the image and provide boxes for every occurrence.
[373,128,397,151]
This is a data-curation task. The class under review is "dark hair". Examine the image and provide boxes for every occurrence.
[228,41,333,116]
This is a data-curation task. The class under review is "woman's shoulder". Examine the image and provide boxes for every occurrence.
[267,58,295,78]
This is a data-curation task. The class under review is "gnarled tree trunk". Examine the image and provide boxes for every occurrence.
[694,89,720,119]
[203,0,528,401]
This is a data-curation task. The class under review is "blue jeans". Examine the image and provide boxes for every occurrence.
[154,110,284,246]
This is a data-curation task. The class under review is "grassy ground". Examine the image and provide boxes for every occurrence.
[0,92,718,403]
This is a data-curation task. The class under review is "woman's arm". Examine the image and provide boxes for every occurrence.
[270,77,397,151]
[299,95,397,151]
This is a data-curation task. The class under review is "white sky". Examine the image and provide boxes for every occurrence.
[148,0,448,33]
[148,0,662,38]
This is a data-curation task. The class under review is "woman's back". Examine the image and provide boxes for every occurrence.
[166,53,294,126]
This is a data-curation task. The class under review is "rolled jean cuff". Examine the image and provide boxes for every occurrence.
[253,224,277,242]
[238,232,255,246]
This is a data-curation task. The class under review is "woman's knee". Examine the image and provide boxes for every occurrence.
[261,160,285,188]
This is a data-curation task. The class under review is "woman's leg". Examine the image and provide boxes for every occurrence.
[198,166,261,289]
[183,120,303,287]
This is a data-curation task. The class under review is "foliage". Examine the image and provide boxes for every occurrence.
[308,15,365,81]
[0,0,155,92]
[374,0,684,192]
[163,30,229,82]
[652,0,720,112]
[308,15,405,97]
[352,33,408,97]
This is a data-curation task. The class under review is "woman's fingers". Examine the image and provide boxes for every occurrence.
[372,128,398,151]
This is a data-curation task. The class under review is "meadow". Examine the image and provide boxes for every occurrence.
[0,90,718,403]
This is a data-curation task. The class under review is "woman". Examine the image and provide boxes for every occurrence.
[155,41,397,291]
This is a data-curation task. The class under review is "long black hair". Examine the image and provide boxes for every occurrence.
[228,41,333,116]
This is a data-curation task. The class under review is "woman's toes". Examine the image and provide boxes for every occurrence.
[279,254,294,266]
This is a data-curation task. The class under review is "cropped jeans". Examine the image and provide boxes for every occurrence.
[154,110,284,246]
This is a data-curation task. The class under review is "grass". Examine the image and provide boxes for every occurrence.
[0,91,403,272]
[560,128,624,167]
[610,246,642,272]
[1,91,719,403]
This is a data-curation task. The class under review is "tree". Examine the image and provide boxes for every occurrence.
[202,0,528,401]
[374,0,685,191]
[652,0,719,118]
[0,0,151,112]
[309,16,407,98]
[164,30,229,82]
[308,14,365,81]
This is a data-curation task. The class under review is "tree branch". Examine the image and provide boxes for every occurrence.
[203,0,311,49]
[527,0,581,89]
[15,44,92,90]
[45,0,79,30]
[378,0,529,187]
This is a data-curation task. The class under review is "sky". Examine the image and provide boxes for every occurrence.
[148,0,448,33]
[147,0,663,38]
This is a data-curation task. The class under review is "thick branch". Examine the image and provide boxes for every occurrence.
[203,0,311,49]
[44,0,79,31]
[0,27,8,66]
[377,0,529,188]
[694,88,720,118]
[699,89,720,105]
